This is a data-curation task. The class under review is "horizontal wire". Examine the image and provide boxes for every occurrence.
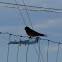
[0,32,62,44]
[0,5,62,13]
[0,2,62,10]
[40,38,62,44]
[0,32,28,37]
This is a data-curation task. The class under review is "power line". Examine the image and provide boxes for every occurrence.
[7,35,11,62]
[56,43,60,62]
[0,5,62,13]
[0,2,62,10]
[26,44,29,62]
[33,44,41,62]
[0,32,28,37]
[38,40,41,62]
[22,0,33,29]
[40,38,62,44]
[14,0,27,26]
[16,45,19,62]
[7,44,10,62]
[38,43,45,62]
[47,40,49,62]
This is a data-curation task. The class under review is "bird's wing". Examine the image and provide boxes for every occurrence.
[28,28,41,35]
[29,28,47,36]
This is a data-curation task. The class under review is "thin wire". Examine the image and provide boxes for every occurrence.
[34,44,44,62]
[14,0,26,26]
[47,40,49,62]
[33,44,39,57]
[1,2,62,10]
[56,43,60,62]
[22,0,33,29]
[0,32,28,37]
[37,40,45,62]
[0,5,62,13]
[40,38,62,44]
[7,44,10,62]
[38,40,40,62]
[7,35,11,62]
[33,45,40,61]
[16,45,19,62]
[26,44,29,62]
[37,42,45,62]
[40,50,45,62]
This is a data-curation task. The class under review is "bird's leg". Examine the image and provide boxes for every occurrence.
[29,36,32,40]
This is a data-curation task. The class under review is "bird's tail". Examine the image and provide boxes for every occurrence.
[39,34,48,37]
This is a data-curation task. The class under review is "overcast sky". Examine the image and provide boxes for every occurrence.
[0,0,62,62]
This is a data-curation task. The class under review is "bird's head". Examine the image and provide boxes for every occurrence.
[25,26,30,30]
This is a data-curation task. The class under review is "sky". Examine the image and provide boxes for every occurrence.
[0,0,62,62]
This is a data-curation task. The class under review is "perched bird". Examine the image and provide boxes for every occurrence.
[25,27,47,37]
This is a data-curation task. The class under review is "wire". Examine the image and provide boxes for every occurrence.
[38,40,41,62]
[34,40,45,62]
[40,38,62,44]
[47,40,49,62]
[40,49,45,62]
[14,0,27,26]
[7,44,10,62]
[22,0,33,29]
[37,42,45,62]
[0,5,62,13]
[34,44,44,62]
[0,32,28,37]
[33,45,40,61]
[56,43,60,62]
[7,35,11,62]
[0,2,62,10]
[26,44,29,62]
[16,45,19,62]
[35,39,45,62]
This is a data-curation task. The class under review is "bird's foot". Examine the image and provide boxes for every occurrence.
[29,36,32,40]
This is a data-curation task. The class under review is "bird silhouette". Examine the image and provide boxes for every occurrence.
[25,27,47,37]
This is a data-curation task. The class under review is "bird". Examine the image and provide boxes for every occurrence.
[25,26,47,37]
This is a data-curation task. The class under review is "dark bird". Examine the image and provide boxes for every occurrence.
[25,27,47,37]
